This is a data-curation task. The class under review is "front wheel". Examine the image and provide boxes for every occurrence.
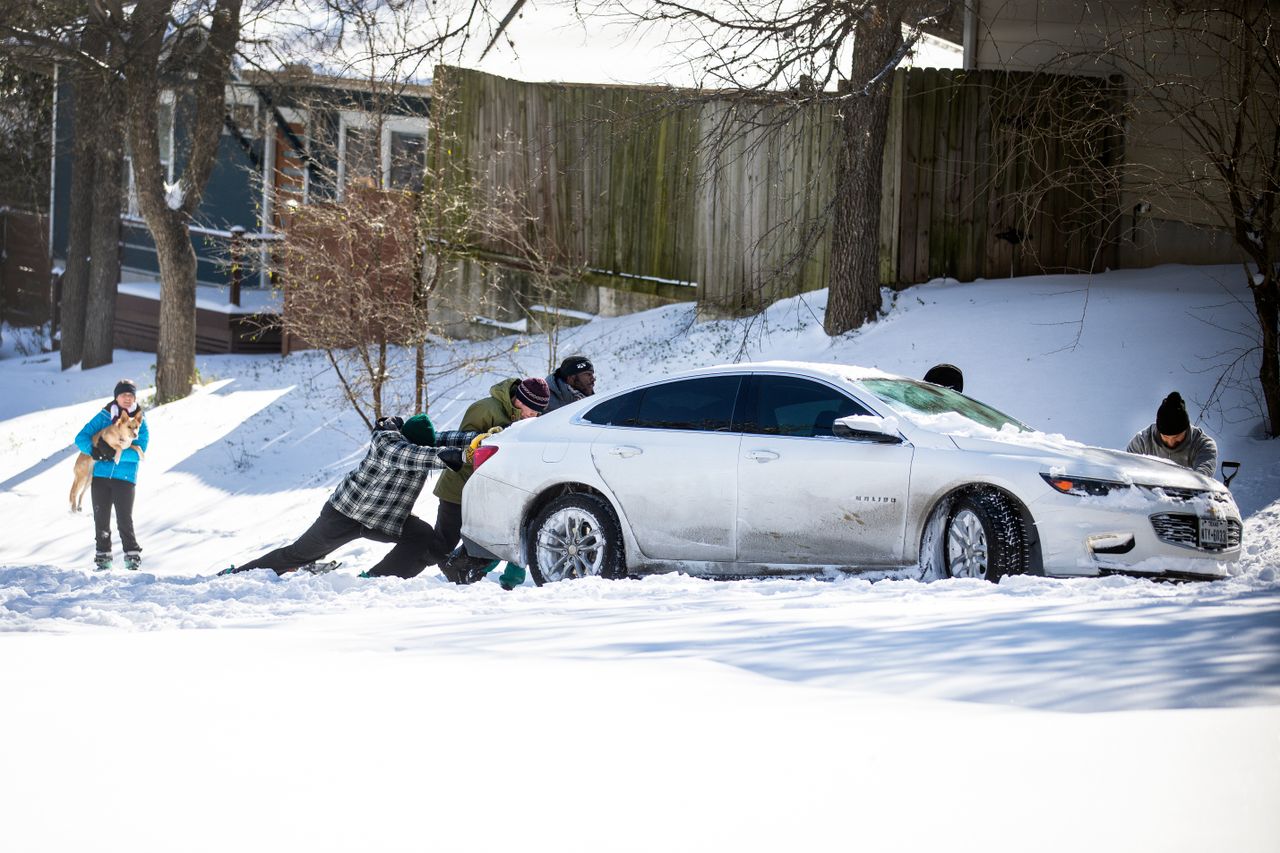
[945,491,1028,581]
[528,493,626,585]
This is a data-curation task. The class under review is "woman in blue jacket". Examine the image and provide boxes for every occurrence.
[75,380,150,571]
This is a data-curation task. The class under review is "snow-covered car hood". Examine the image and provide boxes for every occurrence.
[947,433,1220,491]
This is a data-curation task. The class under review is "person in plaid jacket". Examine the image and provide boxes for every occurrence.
[225,414,479,578]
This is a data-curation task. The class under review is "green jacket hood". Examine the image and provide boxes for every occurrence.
[488,380,520,422]
[432,379,522,505]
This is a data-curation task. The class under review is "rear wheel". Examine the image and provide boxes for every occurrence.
[945,490,1028,581]
[528,493,626,585]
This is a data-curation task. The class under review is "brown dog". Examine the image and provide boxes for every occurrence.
[70,409,145,512]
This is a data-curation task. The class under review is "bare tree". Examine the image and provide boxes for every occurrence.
[1120,3,1279,436]
[0,1,240,384]
[279,187,429,427]
[82,21,125,369]
[257,1,532,421]
[0,52,53,214]
[0,4,125,368]
[601,1,955,335]
[117,0,244,401]
[462,132,589,374]
[999,1,1279,435]
[4,0,528,400]
[59,28,108,369]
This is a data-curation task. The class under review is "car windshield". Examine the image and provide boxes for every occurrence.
[861,378,1030,432]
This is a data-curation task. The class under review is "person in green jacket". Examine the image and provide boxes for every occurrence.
[436,377,550,588]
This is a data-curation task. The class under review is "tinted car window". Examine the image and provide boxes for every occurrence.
[632,376,742,432]
[582,388,643,426]
[743,375,871,437]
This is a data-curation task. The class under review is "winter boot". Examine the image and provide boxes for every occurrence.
[93,552,112,572]
[296,561,341,575]
[124,551,142,571]
[498,564,526,590]
[460,559,500,586]
[440,546,495,584]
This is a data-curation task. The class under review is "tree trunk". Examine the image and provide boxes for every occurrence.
[415,344,426,412]
[152,212,199,402]
[59,29,107,370]
[83,106,125,370]
[1255,273,1280,436]
[824,7,903,337]
[374,339,387,422]
[124,0,243,403]
[60,115,94,369]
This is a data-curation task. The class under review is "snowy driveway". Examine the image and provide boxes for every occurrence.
[4,562,1278,713]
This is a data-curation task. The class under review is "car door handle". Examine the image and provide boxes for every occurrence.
[746,450,779,462]
[608,445,643,458]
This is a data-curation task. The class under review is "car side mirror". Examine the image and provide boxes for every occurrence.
[832,415,902,444]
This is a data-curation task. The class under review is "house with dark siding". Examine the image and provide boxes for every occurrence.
[47,66,430,353]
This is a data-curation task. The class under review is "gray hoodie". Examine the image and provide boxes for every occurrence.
[1125,424,1218,477]
[544,373,584,413]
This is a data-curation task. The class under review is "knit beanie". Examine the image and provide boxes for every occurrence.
[114,379,138,398]
[401,413,436,446]
[1156,392,1190,436]
[923,363,963,393]
[513,377,551,413]
[556,355,594,379]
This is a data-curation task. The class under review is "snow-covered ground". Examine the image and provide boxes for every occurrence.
[2,264,1278,851]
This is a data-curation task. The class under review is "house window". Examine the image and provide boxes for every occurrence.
[338,111,427,196]
[343,126,380,190]
[389,131,425,191]
[226,102,259,140]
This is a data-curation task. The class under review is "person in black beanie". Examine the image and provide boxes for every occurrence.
[923,363,964,393]
[73,379,149,571]
[545,354,597,413]
[1125,391,1219,477]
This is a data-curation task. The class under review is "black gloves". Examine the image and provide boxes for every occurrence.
[374,416,405,433]
[91,439,117,462]
[437,448,464,471]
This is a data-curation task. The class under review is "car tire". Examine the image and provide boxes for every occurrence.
[528,493,626,585]
[944,490,1028,581]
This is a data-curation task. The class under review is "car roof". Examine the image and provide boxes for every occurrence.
[653,360,907,386]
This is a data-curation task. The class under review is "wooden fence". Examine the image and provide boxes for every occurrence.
[888,69,1121,287]
[0,208,52,326]
[430,66,1122,317]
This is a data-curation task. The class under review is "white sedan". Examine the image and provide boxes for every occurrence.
[460,362,1241,584]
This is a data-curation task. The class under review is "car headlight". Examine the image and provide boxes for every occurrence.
[1135,484,1217,503]
[1041,474,1130,497]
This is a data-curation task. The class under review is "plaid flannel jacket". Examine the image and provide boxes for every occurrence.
[328,428,477,536]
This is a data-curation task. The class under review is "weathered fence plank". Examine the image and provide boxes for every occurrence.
[431,66,1120,321]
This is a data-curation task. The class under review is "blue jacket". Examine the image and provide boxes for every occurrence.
[75,405,150,484]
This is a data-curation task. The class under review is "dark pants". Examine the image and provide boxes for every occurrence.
[237,503,446,579]
[435,499,463,554]
[91,477,139,555]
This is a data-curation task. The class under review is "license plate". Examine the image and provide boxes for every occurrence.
[1199,518,1231,547]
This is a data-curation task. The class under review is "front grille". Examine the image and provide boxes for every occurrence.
[1150,513,1242,552]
